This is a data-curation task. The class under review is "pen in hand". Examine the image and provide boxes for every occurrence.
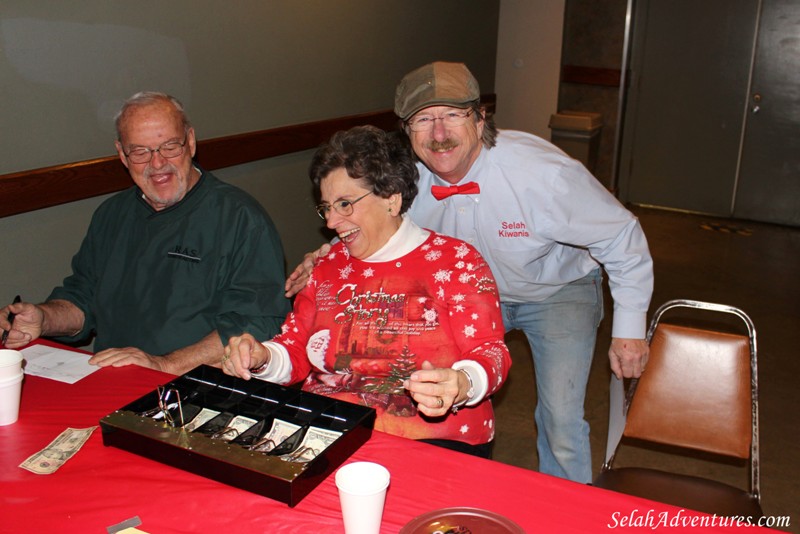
[1,295,22,346]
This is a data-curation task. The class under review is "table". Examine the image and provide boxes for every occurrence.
[1,345,778,533]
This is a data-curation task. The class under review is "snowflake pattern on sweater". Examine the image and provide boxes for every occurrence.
[272,232,510,444]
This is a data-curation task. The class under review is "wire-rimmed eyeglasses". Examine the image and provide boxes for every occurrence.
[315,191,372,220]
[142,385,184,428]
[406,109,474,132]
[124,138,188,164]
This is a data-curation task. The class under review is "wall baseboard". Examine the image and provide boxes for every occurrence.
[561,65,621,87]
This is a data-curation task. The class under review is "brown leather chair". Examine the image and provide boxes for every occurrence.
[594,300,762,518]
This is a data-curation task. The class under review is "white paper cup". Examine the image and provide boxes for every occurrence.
[0,349,23,379]
[335,462,391,534]
[0,371,23,426]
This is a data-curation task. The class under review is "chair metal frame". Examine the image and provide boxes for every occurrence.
[601,298,760,504]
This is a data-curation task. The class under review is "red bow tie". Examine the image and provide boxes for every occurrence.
[430,182,481,200]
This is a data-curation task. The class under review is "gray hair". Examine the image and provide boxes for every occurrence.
[470,102,497,149]
[114,91,191,141]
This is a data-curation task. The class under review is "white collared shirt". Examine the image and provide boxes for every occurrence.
[408,129,653,339]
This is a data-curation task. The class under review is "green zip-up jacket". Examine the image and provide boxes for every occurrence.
[49,169,291,355]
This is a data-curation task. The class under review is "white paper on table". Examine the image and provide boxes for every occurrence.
[21,344,99,384]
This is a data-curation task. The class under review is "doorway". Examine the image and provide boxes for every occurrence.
[617,0,800,226]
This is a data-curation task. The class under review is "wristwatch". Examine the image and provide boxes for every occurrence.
[249,360,269,376]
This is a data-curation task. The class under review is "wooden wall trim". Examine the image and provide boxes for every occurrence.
[0,95,496,218]
[561,65,622,87]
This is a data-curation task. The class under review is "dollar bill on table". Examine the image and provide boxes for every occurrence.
[19,426,98,474]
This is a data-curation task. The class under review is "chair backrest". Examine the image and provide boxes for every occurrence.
[624,322,752,458]
[615,300,760,499]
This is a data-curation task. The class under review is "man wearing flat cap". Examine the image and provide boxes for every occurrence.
[396,61,654,483]
[287,61,653,483]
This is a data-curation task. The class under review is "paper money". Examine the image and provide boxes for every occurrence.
[182,407,220,432]
[19,426,97,474]
[302,426,342,452]
[212,415,258,441]
[267,419,302,445]
[282,426,343,462]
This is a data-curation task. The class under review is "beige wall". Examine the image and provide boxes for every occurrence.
[494,0,565,138]
[0,2,500,325]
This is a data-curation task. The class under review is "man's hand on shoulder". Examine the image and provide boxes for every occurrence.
[284,243,331,297]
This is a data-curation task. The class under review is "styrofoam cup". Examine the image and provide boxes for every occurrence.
[335,462,390,534]
[0,349,23,379]
[0,371,23,426]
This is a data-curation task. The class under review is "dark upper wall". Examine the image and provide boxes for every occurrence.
[0,1,499,308]
[1,2,499,174]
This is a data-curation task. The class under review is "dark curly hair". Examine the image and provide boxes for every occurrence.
[309,125,419,215]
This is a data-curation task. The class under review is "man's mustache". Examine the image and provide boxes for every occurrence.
[144,164,177,178]
[427,139,459,151]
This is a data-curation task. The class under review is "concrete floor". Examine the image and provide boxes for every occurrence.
[491,206,799,532]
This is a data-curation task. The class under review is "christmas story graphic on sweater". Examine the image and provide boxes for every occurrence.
[273,232,510,444]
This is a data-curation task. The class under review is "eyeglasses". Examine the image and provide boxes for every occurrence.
[124,138,188,164]
[406,109,474,132]
[315,191,372,220]
[152,385,185,428]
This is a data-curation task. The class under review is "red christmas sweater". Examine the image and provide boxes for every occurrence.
[272,231,511,444]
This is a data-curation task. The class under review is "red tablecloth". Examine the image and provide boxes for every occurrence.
[1,346,777,533]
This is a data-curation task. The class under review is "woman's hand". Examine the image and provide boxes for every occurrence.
[222,333,269,380]
[404,361,468,417]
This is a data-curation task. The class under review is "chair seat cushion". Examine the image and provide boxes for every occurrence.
[594,467,763,518]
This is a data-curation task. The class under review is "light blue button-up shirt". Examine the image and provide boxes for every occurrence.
[408,130,653,339]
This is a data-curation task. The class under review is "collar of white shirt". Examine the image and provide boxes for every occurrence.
[363,215,430,262]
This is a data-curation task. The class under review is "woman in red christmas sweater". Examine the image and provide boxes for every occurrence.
[223,126,510,457]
